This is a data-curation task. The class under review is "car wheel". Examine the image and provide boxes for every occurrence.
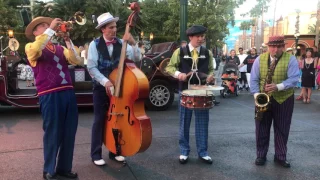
[146,79,174,111]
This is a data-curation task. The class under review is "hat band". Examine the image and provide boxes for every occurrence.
[98,17,115,26]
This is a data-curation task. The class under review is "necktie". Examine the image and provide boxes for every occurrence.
[106,39,117,46]
[192,49,198,62]
[270,58,277,70]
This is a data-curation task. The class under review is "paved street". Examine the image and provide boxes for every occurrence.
[0,89,320,180]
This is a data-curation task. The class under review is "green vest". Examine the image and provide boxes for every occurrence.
[259,52,294,104]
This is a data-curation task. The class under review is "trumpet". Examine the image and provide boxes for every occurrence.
[56,11,86,37]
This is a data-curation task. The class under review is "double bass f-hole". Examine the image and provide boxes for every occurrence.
[125,106,134,125]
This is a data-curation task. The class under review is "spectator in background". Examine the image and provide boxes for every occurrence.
[238,47,248,90]
[137,41,145,61]
[300,49,317,103]
[313,46,320,90]
[180,40,187,48]
[286,48,294,55]
[238,47,258,89]
[226,49,240,65]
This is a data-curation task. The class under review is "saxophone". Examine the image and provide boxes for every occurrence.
[254,57,277,121]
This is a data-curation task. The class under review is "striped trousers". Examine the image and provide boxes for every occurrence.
[255,95,294,161]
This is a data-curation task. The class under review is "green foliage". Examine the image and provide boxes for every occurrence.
[0,0,243,55]
[241,0,271,18]
[308,24,316,34]
[0,0,26,56]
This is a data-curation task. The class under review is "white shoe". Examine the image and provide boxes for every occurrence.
[179,155,188,160]
[201,156,212,160]
[93,159,106,166]
[114,155,125,162]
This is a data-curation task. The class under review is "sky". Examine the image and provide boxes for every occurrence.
[225,0,319,50]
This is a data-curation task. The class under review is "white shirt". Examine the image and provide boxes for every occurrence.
[238,53,248,72]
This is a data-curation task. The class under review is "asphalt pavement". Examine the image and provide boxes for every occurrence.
[0,88,320,180]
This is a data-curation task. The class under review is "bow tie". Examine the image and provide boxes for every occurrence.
[106,39,117,46]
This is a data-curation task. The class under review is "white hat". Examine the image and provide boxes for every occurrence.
[286,48,293,52]
[95,12,119,30]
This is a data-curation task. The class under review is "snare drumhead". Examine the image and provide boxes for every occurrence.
[182,90,213,96]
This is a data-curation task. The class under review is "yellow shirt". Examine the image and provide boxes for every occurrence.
[25,28,83,67]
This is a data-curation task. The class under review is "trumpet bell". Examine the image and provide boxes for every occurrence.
[74,11,86,25]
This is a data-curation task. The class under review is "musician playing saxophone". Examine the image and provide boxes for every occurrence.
[250,36,299,168]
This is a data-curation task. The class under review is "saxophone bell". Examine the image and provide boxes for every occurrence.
[254,92,270,113]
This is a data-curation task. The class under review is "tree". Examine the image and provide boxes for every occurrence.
[187,0,243,48]
[0,0,26,56]
[241,0,271,45]
[31,0,128,45]
[239,20,255,49]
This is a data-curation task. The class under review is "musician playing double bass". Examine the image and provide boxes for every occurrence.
[166,25,215,164]
[87,12,138,166]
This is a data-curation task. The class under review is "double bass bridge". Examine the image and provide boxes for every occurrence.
[109,112,124,116]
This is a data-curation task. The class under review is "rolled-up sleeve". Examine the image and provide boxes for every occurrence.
[87,41,109,87]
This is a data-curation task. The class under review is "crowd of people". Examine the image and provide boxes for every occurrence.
[213,45,320,101]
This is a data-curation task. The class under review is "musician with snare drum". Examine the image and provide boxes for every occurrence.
[166,25,215,165]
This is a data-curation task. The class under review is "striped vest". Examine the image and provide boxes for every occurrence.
[259,52,294,104]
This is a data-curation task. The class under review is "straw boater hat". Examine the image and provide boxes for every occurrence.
[266,36,287,46]
[25,16,53,41]
[95,12,119,30]
[286,47,293,52]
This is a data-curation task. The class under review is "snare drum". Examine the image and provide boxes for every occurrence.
[180,90,214,109]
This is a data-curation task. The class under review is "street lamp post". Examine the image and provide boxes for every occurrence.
[294,9,300,57]
[294,33,300,57]
[180,0,188,42]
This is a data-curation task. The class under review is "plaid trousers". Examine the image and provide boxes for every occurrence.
[179,95,209,157]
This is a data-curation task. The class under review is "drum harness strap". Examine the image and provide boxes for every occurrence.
[180,47,206,89]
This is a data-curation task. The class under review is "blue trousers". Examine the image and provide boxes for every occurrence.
[39,89,78,175]
[179,94,210,157]
[91,85,109,160]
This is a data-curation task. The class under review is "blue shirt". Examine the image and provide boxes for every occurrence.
[250,54,299,94]
[87,38,136,87]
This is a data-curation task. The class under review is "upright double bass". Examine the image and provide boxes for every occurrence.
[104,2,152,156]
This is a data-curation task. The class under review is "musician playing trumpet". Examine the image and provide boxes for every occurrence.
[250,36,299,168]
[25,17,83,180]
[166,25,215,164]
